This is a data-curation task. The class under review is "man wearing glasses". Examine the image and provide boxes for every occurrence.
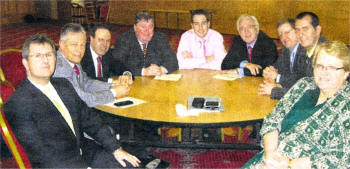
[177,9,227,70]
[221,14,278,76]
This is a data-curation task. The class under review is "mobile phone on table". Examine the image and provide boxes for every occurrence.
[114,100,133,107]
[192,97,205,108]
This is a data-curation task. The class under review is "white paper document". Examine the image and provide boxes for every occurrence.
[105,97,147,109]
[154,74,182,81]
[213,74,241,81]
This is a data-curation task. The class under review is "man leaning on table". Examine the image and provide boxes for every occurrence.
[221,14,278,76]
[4,34,158,168]
[112,11,178,76]
[53,23,132,107]
[177,9,226,70]
[258,18,307,99]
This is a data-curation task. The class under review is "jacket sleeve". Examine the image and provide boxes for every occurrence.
[157,33,178,73]
[4,100,88,168]
[221,36,242,70]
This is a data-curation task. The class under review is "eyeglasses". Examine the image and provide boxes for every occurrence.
[314,64,344,72]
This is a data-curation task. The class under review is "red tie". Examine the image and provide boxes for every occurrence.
[97,56,102,77]
[248,46,253,63]
[73,65,80,76]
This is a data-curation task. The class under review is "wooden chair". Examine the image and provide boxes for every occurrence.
[71,3,88,24]
[0,107,32,168]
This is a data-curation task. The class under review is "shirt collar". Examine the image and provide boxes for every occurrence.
[246,39,257,49]
[290,43,299,54]
[89,45,99,60]
[58,50,75,68]
[307,39,319,57]
[28,78,52,93]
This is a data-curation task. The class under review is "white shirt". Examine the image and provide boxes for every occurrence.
[89,45,103,77]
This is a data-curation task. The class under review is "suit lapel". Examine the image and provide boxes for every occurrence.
[50,79,80,139]
[86,48,96,77]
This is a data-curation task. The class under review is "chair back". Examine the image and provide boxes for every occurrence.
[0,109,32,168]
[0,49,26,88]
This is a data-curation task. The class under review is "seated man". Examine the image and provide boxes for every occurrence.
[294,11,327,78]
[177,9,226,70]
[258,18,307,99]
[4,34,168,168]
[53,23,132,107]
[113,11,178,76]
[81,24,132,81]
[221,14,278,76]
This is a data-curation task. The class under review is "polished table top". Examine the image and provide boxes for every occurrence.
[96,69,278,124]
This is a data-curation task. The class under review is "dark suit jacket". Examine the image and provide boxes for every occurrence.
[81,43,130,81]
[4,78,119,168]
[221,31,278,76]
[270,44,307,99]
[302,36,327,78]
[112,29,178,76]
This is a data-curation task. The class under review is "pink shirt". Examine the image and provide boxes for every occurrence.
[177,29,227,70]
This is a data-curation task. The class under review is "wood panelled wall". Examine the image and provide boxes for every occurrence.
[0,0,35,24]
[108,0,350,44]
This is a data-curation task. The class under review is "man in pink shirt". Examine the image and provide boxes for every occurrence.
[177,9,227,70]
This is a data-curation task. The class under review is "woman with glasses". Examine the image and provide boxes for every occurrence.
[243,40,350,169]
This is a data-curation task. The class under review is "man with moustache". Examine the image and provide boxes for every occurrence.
[295,11,327,77]
[81,24,132,81]
[221,14,278,76]
[259,19,307,99]
[112,11,178,76]
[53,23,132,107]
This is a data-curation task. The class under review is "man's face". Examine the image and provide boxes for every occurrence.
[22,43,56,83]
[134,19,154,43]
[238,17,259,44]
[295,16,321,50]
[90,28,111,56]
[277,23,298,50]
[59,32,86,64]
[191,14,210,38]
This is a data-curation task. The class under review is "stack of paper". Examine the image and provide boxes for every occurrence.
[154,74,182,81]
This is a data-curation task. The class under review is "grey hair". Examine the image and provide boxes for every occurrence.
[236,14,259,31]
[60,23,86,41]
[22,34,56,59]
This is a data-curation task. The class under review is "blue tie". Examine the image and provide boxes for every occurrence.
[290,51,296,71]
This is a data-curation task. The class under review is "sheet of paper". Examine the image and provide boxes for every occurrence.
[105,97,147,109]
[213,74,241,81]
[154,74,182,81]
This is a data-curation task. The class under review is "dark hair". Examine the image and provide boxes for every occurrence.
[276,18,295,29]
[190,9,209,23]
[134,11,153,25]
[60,23,86,41]
[89,24,111,37]
[296,12,319,28]
[22,34,56,59]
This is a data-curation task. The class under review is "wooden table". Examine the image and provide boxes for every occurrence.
[145,9,214,31]
[97,69,278,149]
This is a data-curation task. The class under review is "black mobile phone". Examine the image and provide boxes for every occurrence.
[114,100,133,107]
[192,97,205,108]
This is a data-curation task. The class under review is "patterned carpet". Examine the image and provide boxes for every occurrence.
[151,148,256,169]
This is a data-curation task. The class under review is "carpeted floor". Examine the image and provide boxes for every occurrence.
[151,148,256,169]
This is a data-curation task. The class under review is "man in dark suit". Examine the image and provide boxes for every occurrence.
[258,19,308,99]
[4,34,168,168]
[81,24,132,82]
[221,14,278,76]
[112,11,178,76]
[295,11,327,77]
